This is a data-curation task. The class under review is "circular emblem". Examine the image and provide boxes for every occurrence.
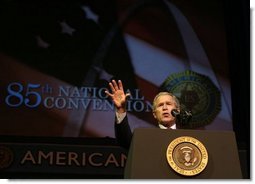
[166,136,208,176]
[0,146,14,169]
[161,70,221,128]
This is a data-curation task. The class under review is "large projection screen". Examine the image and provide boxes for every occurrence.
[0,0,233,138]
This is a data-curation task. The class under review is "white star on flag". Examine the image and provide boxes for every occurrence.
[35,35,50,48]
[59,21,76,36]
[81,6,99,24]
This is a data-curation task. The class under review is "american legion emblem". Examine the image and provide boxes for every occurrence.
[166,136,208,176]
[0,146,14,169]
[161,70,221,128]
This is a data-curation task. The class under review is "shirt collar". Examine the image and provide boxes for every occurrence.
[158,123,176,129]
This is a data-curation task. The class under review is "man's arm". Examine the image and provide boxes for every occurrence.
[105,80,132,149]
[115,114,132,149]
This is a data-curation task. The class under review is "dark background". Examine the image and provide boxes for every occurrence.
[224,0,250,178]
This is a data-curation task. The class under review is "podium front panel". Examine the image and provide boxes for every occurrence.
[124,128,242,179]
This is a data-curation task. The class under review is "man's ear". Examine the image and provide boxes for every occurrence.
[152,111,157,119]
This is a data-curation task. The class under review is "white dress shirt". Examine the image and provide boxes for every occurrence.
[158,123,176,129]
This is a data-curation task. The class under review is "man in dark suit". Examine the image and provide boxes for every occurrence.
[105,79,180,148]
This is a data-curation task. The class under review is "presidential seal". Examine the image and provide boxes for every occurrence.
[0,146,14,169]
[161,70,221,128]
[166,136,208,176]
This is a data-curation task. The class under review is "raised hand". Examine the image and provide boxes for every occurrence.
[105,80,130,113]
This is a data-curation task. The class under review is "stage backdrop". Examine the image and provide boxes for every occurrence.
[0,0,232,138]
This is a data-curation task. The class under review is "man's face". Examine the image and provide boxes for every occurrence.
[153,94,177,127]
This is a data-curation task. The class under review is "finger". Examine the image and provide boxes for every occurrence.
[118,80,123,91]
[108,82,115,92]
[112,80,119,90]
[105,90,113,97]
[126,93,131,98]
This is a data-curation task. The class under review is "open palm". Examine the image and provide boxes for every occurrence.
[105,80,130,112]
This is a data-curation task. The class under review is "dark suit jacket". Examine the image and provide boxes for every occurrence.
[115,115,178,149]
[114,115,132,149]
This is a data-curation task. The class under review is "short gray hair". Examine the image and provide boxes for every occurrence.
[152,92,180,111]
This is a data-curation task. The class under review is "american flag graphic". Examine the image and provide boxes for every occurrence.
[0,0,232,138]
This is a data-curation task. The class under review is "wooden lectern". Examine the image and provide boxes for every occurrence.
[124,128,242,179]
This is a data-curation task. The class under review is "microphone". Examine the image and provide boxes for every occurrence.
[171,109,192,118]
[171,109,193,128]
[171,109,180,117]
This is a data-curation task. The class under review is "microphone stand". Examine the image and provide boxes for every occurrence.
[175,110,193,129]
